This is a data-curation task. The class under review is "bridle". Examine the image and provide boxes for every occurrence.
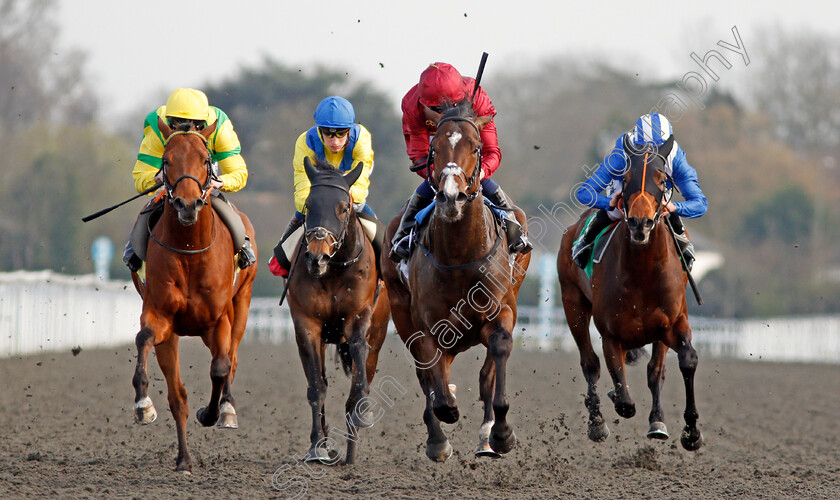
[621,143,676,227]
[161,130,214,204]
[304,181,357,263]
[425,116,483,203]
[149,130,217,255]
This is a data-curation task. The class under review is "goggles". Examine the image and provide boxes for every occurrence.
[320,127,350,139]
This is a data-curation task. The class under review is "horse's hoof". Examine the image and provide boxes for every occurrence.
[196,406,218,427]
[614,401,636,419]
[680,426,703,451]
[217,402,238,429]
[489,428,517,455]
[425,440,453,463]
[175,461,192,474]
[647,421,669,440]
[433,404,459,424]
[475,439,501,459]
[134,397,157,425]
[351,410,375,429]
[304,447,333,463]
[588,421,611,442]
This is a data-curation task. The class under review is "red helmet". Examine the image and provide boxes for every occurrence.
[418,63,467,107]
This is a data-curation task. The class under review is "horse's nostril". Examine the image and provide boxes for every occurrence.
[195,199,205,210]
[173,198,185,211]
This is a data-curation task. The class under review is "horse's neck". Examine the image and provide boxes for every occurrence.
[160,203,216,247]
[430,197,493,264]
[334,212,363,261]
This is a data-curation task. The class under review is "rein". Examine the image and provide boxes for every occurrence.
[417,205,504,271]
[149,205,218,255]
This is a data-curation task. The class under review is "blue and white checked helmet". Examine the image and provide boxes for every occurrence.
[632,113,672,147]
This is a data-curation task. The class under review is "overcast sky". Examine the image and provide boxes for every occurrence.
[57,0,835,118]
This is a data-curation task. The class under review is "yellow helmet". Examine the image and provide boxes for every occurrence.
[164,88,210,122]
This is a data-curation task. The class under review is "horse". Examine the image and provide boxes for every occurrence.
[557,138,703,451]
[287,157,390,465]
[382,100,531,462]
[130,118,258,473]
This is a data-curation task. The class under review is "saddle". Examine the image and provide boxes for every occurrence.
[581,215,620,279]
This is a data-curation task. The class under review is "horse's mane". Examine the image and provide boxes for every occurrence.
[310,157,339,172]
[439,99,477,121]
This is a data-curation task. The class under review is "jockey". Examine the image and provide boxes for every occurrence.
[122,88,256,272]
[268,96,381,278]
[389,62,533,262]
[572,113,707,270]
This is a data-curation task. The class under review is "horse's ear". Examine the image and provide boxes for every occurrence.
[158,117,173,140]
[423,105,442,126]
[344,161,364,187]
[303,156,318,182]
[200,120,218,141]
[474,115,493,130]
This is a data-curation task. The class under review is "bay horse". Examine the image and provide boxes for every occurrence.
[557,138,703,451]
[287,157,390,465]
[382,101,531,462]
[130,119,258,472]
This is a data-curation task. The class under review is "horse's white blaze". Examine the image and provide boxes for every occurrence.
[442,164,462,199]
[220,402,236,415]
[134,396,153,409]
[448,131,462,149]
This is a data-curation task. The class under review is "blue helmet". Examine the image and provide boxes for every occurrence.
[314,96,355,129]
[632,113,673,147]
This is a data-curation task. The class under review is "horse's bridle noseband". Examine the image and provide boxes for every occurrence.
[426,116,483,203]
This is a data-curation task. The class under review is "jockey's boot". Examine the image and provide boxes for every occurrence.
[122,241,142,272]
[237,236,257,270]
[389,191,431,262]
[668,214,695,271]
[269,214,305,277]
[486,187,533,255]
[571,209,612,269]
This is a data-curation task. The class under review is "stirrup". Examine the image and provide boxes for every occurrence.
[510,235,533,255]
[389,235,411,262]
[237,240,257,270]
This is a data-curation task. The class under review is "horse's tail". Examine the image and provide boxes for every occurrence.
[335,342,353,377]
[625,347,649,366]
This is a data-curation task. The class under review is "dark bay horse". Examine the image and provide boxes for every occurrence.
[557,140,703,451]
[287,157,390,465]
[382,101,531,462]
[130,119,258,472]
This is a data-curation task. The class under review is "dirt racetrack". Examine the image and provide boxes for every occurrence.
[1,334,838,499]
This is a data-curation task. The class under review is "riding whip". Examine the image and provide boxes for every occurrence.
[667,223,704,305]
[471,52,489,103]
[82,182,163,222]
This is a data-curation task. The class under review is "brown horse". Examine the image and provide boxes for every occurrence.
[557,140,703,451]
[382,101,531,462]
[287,158,390,465]
[130,119,258,472]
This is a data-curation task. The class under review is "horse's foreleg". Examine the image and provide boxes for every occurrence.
[603,337,635,419]
[419,367,453,463]
[674,320,703,450]
[647,341,669,439]
[561,285,609,441]
[218,292,251,430]
[154,336,192,472]
[295,320,331,462]
[196,317,232,428]
[344,309,373,465]
[475,352,498,457]
[132,327,158,425]
[486,306,516,455]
